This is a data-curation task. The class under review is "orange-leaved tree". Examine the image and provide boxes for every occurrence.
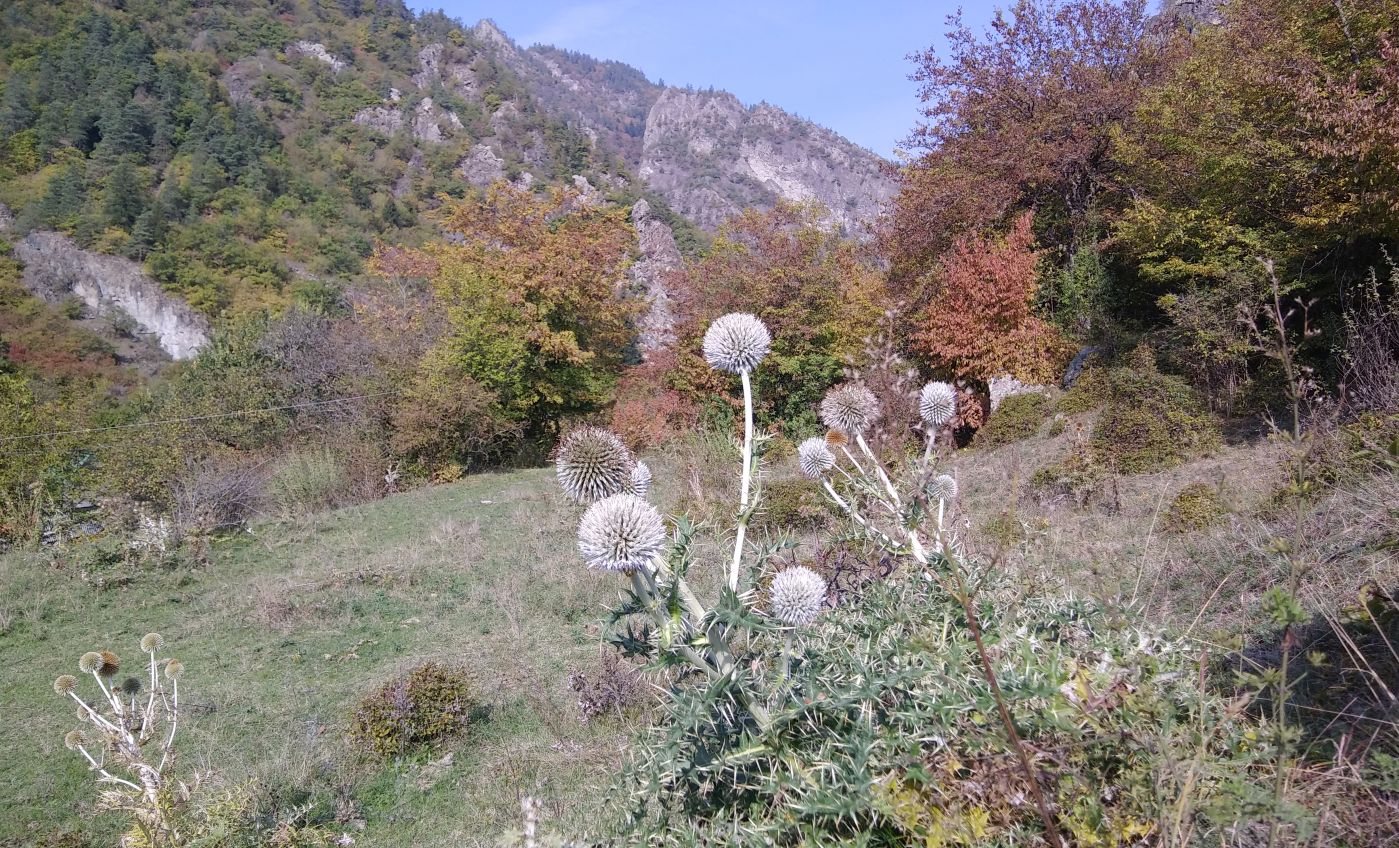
[913,212,1070,385]
[667,201,889,434]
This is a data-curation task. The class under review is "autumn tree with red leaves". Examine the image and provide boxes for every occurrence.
[887,0,1168,290]
[913,212,1071,384]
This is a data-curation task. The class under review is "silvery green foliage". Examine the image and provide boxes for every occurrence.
[612,574,1269,846]
[796,437,836,479]
[555,426,635,504]
[768,566,826,626]
[919,381,958,428]
[929,473,958,502]
[577,493,667,572]
[625,461,652,498]
[819,383,881,436]
[702,312,771,374]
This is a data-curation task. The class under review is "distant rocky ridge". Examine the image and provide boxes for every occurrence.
[314,19,894,234]
[485,22,895,233]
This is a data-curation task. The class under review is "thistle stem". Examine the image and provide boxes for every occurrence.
[856,433,900,507]
[821,480,904,553]
[728,369,755,592]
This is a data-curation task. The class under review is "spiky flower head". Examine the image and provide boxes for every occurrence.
[824,429,848,449]
[624,461,652,498]
[797,437,836,480]
[78,652,103,674]
[577,493,667,572]
[140,633,165,654]
[555,426,635,505]
[164,659,184,681]
[919,381,958,429]
[702,312,770,374]
[53,675,78,696]
[769,566,827,627]
[64,730,87,750]
[97,650,120,678]
[120,677,142,696]
[929,474,958,502]
[820,384,881,436]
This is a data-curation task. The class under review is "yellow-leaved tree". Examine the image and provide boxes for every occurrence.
[384,183,639,463]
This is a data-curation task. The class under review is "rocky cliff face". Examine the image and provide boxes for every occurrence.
[638,90,894,233]
[388,21,894,235]
[629,199,682,352]
[16,232,209,360]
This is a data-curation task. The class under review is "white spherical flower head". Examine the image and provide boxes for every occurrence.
[702,312,771,374]
[555,426,635,504]
[769,566,827,627]
[577,494,667,572]
[929,474,958,502]
[796,436,836,479]
[819,384,881,436]
[919,381,958,429]
[624,461,652,498]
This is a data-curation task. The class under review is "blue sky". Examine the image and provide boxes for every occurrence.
[406,2,999,158]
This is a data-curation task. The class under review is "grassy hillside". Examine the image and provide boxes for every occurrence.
[4,406,1393,844]
[0,467,643,847]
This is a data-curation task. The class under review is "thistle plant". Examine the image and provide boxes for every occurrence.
[551,314,1273,846]
[555,425,637,504]
[702,312,770,591]
[555,312,803,733]
[53,634,189,846]
[800,382,1064,847]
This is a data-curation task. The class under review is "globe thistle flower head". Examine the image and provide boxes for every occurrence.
[769,566,827,627]
[919,381,958,429]
[64,730,87,750]
[702,312,770,374]
[820,384,881,436]
[555,426,635,505]
[577,494,667,572]
[54,675,78,696]
[120,677,142,696]
[797,437,836,480]
[824,429,848,449]
[97,650,120,678]
[929,474,958,502]
[164,659,184,681]
[140,633,165,654]
[78,652,103,674]
[624,461,652,498]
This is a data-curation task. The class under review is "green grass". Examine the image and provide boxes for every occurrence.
[0,468,640,846]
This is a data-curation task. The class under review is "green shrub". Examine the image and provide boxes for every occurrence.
[981,509,1023,548]
[974,392,1052,448]
[1165,482,1229,532]
[755,478,833,531]
[266,449,348,516]
[1058,367,1108,414]
[350,662,478,757]
[1090,367,1219,474]
[608,574,1271,845]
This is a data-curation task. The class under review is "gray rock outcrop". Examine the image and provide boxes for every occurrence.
[458,144,506,187]
[286,41,346,72]
[639,89,895,233]
[16,232,209,360]
[630,199,681,353]
[988,374,1050,411]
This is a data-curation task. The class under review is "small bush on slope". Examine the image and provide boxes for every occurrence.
[350,662,479,758]
[974,391,1053,448]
